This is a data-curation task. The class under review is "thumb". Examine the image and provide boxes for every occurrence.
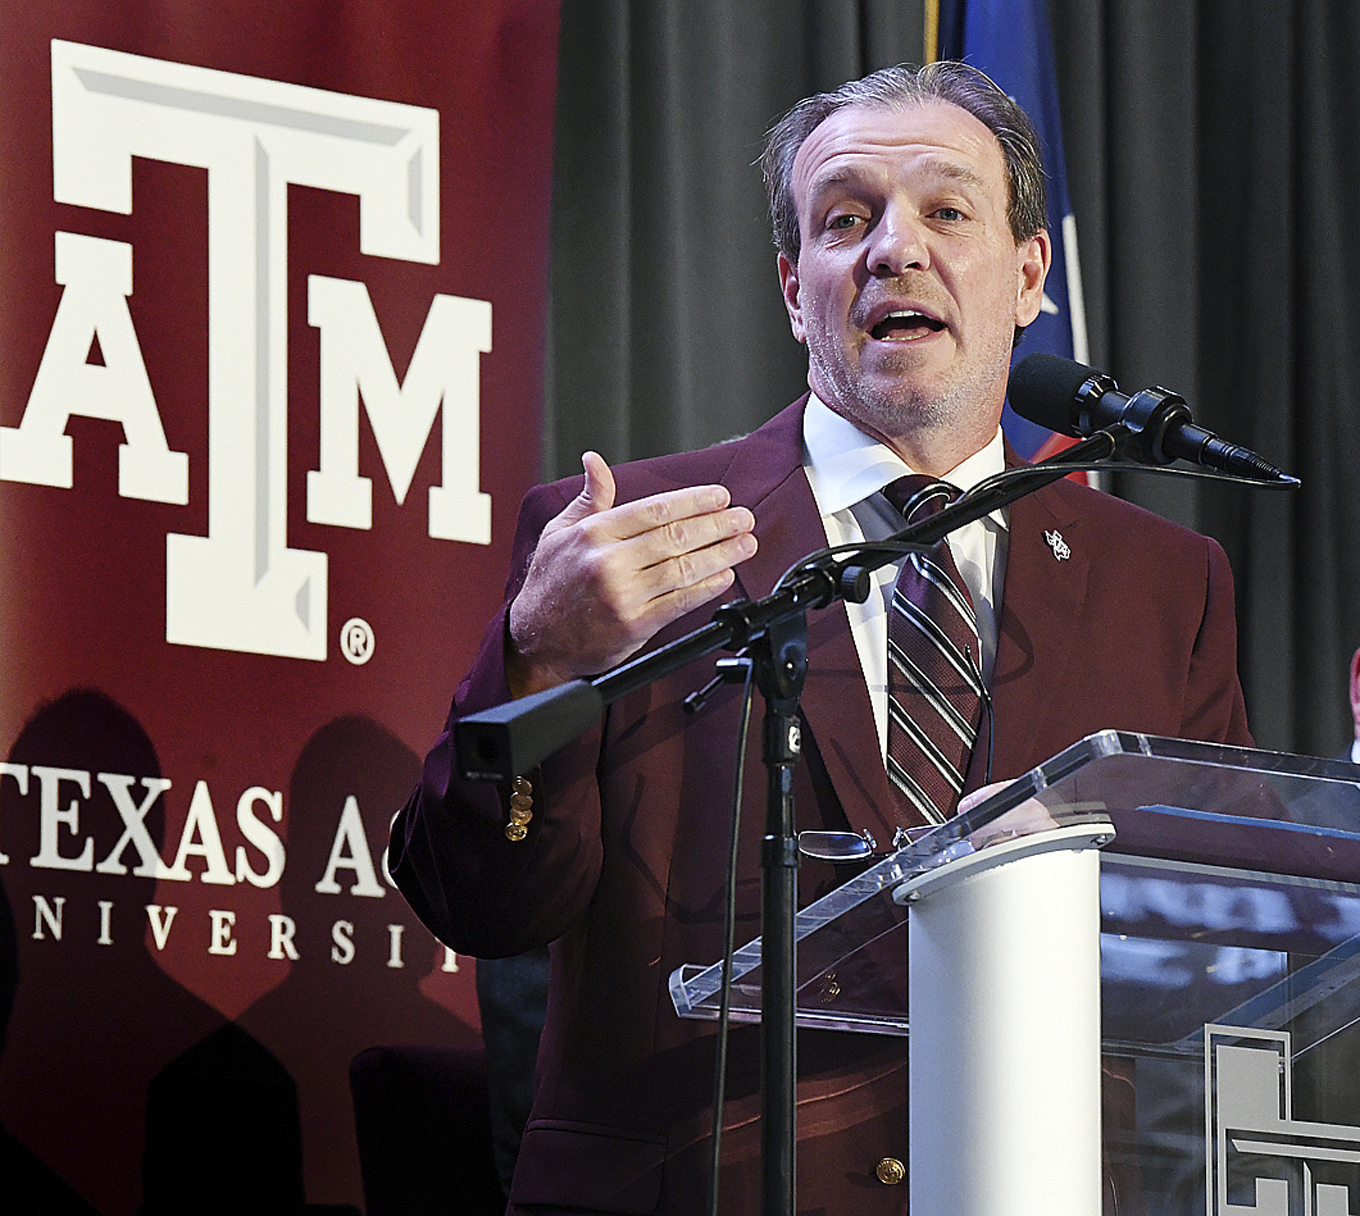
[555,450,616,525]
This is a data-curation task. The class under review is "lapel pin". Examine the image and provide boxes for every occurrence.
[1044,529,1071,561]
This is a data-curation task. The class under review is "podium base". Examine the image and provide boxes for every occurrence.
[902,823,1109,1216]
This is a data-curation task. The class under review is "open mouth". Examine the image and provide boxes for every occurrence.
[869,310,946,341]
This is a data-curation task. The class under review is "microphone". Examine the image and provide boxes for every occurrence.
[1008,352,1288,482]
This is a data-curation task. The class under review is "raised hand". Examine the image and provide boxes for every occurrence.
[506,451,758,697]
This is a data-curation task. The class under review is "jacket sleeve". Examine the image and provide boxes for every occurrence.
[1179,533,1253,748]
[388,478,608,958]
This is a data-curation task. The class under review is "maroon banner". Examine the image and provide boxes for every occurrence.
[0,3,559,1211]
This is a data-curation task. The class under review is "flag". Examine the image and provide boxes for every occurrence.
[934,0,1089,464]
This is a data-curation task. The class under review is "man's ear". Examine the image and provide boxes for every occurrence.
[1014,229,1052,329]
[778,251,806,343]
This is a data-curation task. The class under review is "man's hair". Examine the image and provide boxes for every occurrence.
[760,61,1048,261]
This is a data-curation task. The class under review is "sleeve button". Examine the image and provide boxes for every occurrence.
[875,1157,905,1186]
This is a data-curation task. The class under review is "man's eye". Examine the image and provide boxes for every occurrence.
[933,207,965,222]
[828,213,862,230]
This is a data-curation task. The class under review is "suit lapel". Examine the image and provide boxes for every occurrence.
[978,475,1092,785]
[722,402,898,843]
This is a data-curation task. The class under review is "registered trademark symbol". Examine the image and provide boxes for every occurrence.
[340,617,375,665]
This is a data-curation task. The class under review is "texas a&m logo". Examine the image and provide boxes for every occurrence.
[0,41,491,661]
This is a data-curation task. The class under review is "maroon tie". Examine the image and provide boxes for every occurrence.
[881,475,984,825]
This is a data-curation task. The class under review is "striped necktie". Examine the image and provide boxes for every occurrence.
[881,475,984,825]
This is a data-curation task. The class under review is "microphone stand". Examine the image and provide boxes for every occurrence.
[455,427,1123,1216]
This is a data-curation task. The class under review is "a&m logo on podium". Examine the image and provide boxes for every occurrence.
[1208,1025,1360,1215]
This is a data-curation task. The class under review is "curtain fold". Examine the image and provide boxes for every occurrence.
[1048,0,1360,754]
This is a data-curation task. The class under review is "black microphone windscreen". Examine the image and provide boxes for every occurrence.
[1008,353,1097,436]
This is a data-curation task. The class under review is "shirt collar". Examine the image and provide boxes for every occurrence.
[803,392,1008,524]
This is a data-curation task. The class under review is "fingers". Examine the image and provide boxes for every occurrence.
[622,512,757,608]
[956,781,1009,816]
[966,795,1062,849]
[568,484,756,621]
[506,456,760,696]
[551,455,757,594]
[600,482,734,542]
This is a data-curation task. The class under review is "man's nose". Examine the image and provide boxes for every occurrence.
[868,208,928,277]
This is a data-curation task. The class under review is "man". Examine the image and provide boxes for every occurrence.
[391,62,1251,1215]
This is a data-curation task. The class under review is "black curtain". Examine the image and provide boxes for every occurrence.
[545,0,924,469]
[545,0,1360,757]
[1049,0,1360,756]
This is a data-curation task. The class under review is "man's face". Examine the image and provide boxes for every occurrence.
[778,100,1050,470]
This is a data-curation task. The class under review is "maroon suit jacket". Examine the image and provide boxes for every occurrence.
[391,397,1252,1216]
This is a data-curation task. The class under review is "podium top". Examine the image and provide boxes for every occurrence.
[670,730,1360,1047]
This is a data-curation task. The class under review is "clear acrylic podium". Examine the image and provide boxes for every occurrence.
[670,731,1360,1216]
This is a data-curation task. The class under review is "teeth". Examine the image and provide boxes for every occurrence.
[870,309,940,338]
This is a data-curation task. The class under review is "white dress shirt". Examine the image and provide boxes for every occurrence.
[802,394,1009,759]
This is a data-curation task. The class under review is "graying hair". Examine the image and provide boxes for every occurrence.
[760,61,1048,261]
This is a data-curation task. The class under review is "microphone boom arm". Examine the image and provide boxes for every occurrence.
[454,426,1123,783]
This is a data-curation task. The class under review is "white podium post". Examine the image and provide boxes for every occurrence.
[897,822,1112,1216]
